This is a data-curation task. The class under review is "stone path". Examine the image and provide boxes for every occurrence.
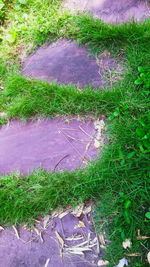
[1,1,150,266]
[0,117,106,267]
[63,0,150,24]
[0,117,105,175]
[22,39,118,89]
[0,203,106,267]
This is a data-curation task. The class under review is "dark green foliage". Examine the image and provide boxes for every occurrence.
[0,0,13,25]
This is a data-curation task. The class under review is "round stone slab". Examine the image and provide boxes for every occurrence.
[22,39,103,88]
[63,0,150,24]
[0,117,100,175]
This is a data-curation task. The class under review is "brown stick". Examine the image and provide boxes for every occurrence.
[53,154,69,171]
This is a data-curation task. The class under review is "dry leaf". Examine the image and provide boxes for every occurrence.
[83,205,92,214]
[100,50,111,58]
[100,245,106,249]
[33,227,44,243]
[0,112,7,119]
[39,232,44,243]
[44,258,50,267]
[72,204,84,217]
[85,142,90,152]
[147,252,150,264]
[98,234,106,246]
[75,240,89,247]
[23,224,27,230]
[58,210,70,219]
[33,227,40,236]
[65,249,84,256]
[94,139,101,148]
[98,260,109,266]
[94,119,105,130]
[114,258,128,267]
[51,209,63,218]
[126,253,141,257]
[0,226,4,231]
[90,237,97,245]
[65,247,92,253]
[137,229,150,240]
[55,231,64,248]
[137,236,150,240]
[12,225,20,239]
[122,239,132,249]
[66,234,83,241]
[43,215,50,229]
[74,221,85,229]
[82,158,88,164]
[33,219,40,224]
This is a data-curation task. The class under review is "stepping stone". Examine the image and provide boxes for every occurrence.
[22,39,106,88]
[0,117,104,175]
[63,0,150,23]
[0,205,104,267]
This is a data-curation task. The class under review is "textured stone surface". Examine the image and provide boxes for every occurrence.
[63,0,150,23]
[22,39,104,88]
[0,117,100,175]
[0,209,103,267]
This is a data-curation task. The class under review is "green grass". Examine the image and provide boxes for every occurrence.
[0,1,150,266]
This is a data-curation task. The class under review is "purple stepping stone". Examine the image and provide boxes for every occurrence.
[0,117,99,175]
[0,211,103,267]
[63,0,150,24]
[22,39,103,88]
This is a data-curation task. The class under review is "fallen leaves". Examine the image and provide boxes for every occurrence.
[66,234,83,241]
[114,258,128,267]
[83,205,92,215]
[94,119,105,149]
[64,234,97,256]
[72,204,84,217]
[65,246,91,255]
[43,215,50,229]
[55,231,64,248]
[0,112,7,119]
[55,231,64,257]
[126,253,141,257]
[98,259,109,266]
[0,226,4,231]
[94,139,101,148]
[137,229,150,240]
[1,201,107,266]
[12,225,20,240]
[33,227,44,243]
[147,252,150,264]
[137,235,150,240]
[98,233,106,246]
[122,239,132,249]
[74,221,85,229]
[58,210,70,219]
[72,203,92,218]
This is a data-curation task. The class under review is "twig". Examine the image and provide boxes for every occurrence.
[44,258,50,267]
[79,126,93,139]
[53,154,69,171]
[140,242,149,251]
[60,131,89,161]
[60,131,89,142]
[12,225,20,239]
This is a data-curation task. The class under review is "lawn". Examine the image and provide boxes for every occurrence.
[0,0,150,266]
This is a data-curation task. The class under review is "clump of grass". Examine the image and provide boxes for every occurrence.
[1,72,121,118]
